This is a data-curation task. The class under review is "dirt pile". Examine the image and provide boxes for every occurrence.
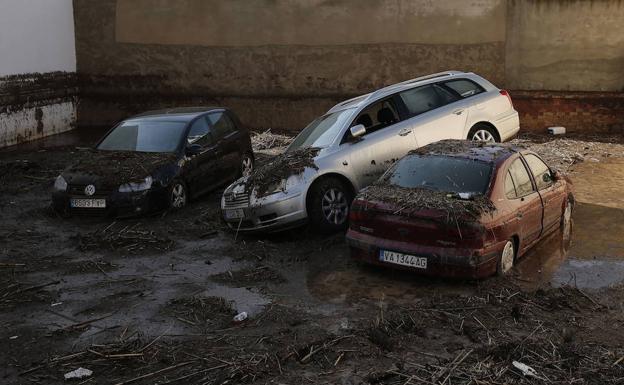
[245,147,320,196]
[410,139,513,160]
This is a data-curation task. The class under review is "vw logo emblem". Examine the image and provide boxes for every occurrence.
[84,184,96,196]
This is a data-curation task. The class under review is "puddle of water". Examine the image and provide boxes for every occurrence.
[550,259,624,289]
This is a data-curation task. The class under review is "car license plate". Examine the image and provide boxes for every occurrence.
[70,198,106,208]
[225,209,245,220]
[379,249,427,269]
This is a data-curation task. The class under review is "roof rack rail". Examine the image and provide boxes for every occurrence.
[367,70,463,100]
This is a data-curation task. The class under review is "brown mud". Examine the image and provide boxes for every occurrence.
[0,130,623,384]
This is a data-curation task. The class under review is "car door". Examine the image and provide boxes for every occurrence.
[398,84,468,146]
[505,157,543,252]
[208,111,240,181]
[343,96,418,187]
[185,116,219,194]
[522,153,566,233]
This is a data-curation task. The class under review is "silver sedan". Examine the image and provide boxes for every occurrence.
[221,71,520,233]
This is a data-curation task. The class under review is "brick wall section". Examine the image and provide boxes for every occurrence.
[511,91,624,135]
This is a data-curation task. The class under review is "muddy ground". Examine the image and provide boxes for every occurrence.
[1,130,624,384]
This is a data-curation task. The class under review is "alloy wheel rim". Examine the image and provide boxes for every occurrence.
[472,130,495,142]
[242,156,253,177]
[321,188,349,225]
[172,184,187,208]
[501,241,514,274]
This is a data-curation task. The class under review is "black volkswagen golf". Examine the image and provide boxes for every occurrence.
[52,107,254,217]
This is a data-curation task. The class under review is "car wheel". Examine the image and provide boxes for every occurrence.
[561,199,573,241]
[169,180,188,210]
[241,153,254,177]
[497,240,515,276]
[308,177,352,233]
[468,124,499,143]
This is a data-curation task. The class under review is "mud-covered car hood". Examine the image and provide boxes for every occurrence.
[239,147,321,196]
[61,150,179,189]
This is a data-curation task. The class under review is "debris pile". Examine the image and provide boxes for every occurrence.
[512,136,624,173]
[251,129,293,153]
[166,295,235,328]
[77,222,174,253]
[361,185,496,220]
[68,150,176,186]
[245,147,320,196]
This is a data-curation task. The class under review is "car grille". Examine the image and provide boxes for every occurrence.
[68,184,111,197]
[223,191,250,208]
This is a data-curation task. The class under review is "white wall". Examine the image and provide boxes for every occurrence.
[0,0,77,147]
[0,0,76,76]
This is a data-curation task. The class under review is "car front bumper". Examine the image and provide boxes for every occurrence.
[346,229,506,279]
[52,187,169,218]
[221,189,308,233]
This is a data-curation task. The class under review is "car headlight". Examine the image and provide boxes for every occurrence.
[119,176,153,193]
[53,175,68,191]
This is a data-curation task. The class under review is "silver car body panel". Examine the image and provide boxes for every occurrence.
[222,71,520,232]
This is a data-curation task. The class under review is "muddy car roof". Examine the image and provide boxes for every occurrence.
[129,107,224,122]
[409,140,520,163]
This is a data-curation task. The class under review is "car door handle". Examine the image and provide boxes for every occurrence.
[398,128,412,136]
[453,109,464,115]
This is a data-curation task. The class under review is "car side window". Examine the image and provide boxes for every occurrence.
[524,154,553,190]
[398,84,457,117]
[443,79,484,98]
[508,158,534,198]
[187,117,213,145]
[208,112,236,139]
[504,170,517,199]
[350,98,400,136]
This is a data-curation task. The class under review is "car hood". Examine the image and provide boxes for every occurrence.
[236,147,322,197]
[61,150,178,188]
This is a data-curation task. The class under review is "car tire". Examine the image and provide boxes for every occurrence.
[169,180,188,210]
[240,152,254,177]
[468,124,499,143]
[561,198,573,241]
[497,240,515,276]
[308,177,352,233]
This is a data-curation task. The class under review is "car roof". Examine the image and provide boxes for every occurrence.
[408,140,521,163]
[327,70,469,113]
[127,107,225,123]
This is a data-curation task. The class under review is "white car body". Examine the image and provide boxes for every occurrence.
[222,70,520,232]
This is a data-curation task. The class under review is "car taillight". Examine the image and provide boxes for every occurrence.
[500,89,513,108]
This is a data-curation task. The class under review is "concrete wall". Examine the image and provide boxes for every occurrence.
[74,0,624,134]
[0,0,78,148]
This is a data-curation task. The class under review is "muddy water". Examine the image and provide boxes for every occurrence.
[308,158,624,303]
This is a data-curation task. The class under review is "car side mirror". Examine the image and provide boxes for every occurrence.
[185,143,202,156]
[350,124,366,139]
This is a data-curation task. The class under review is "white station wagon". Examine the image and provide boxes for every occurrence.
[222,71,520,233]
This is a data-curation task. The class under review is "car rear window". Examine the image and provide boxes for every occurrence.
[97,120,187,153]
[386,155,493,195]
[443,79,484,98]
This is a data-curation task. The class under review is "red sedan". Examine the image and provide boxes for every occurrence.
[346,140,574,279]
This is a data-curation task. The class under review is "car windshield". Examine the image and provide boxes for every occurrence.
[386,155,493,194]
[287,108,354,151]
[97,120,187,153]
